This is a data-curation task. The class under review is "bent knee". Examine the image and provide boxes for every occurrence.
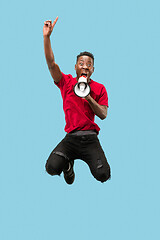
[95,168,111,183]
[45,153,67,176]
[45,162,61,176]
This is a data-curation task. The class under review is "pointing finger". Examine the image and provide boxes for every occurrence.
[52,16,58,28]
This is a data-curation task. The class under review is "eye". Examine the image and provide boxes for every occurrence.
[79,62,83,66]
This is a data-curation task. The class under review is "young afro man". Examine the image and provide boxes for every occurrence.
[43,17,111,184]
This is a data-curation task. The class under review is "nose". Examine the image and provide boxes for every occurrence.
[82,64,89,70]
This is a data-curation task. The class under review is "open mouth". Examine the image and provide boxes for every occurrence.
[81,73,88,77]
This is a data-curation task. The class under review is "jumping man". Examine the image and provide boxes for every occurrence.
[43,17,111,184]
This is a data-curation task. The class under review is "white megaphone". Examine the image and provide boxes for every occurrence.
[73,75,91,98]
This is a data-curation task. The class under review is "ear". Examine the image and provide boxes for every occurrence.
[92,66,95,73]
[75,64,77,70]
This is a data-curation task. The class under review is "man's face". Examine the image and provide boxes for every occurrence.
[75,55,94,82]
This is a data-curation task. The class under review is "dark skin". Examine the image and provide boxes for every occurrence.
[43,17,107,120]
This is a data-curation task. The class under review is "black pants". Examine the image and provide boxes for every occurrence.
[45,133,111,183]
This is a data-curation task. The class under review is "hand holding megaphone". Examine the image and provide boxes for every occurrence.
[73,76,91,98]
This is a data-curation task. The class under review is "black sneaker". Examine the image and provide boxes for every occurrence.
[63,161,75,185]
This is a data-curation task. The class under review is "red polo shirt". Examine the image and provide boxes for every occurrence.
[54,73,108,134]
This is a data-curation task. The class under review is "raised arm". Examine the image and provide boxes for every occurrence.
[43,17,62,83]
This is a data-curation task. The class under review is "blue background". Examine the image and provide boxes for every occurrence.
[0,0,160,239]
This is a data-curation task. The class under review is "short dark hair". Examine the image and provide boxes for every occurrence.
[76,51,94,64]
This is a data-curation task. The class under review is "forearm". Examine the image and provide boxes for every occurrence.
[85,95,107,120]
[44,36,55,68]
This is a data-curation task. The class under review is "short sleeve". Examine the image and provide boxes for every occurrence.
[54,72,66,89]
[98,86,109,107]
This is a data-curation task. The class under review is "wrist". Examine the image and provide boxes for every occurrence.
[43,34,51,39]
[85,94,92,101]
